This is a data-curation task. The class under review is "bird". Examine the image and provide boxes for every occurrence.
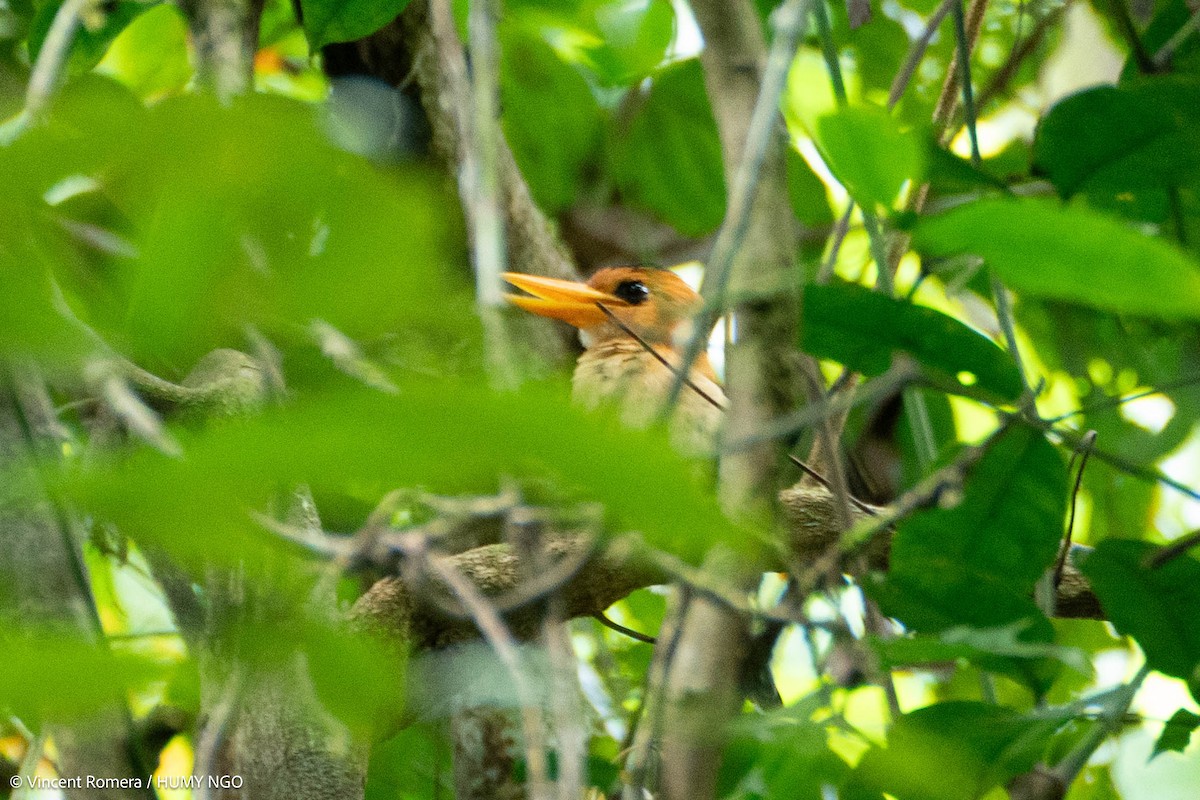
[503,266,726,455]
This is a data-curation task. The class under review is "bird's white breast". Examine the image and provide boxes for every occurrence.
[572,340,725,455]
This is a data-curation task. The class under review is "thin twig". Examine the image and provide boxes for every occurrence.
[1048,424,1200,504]
[310,320,398,394]
[312,489,407,600]
[824,0,958,294]
[724,364,914,450]
[970,69,1031,407]
[594,612,657,644]
[884,0,988,277]
[786,454,882,517]
[1054,430,1096,588]
[439,0,521,388]
[664,0,812,414]
[1144,527,1200,569]
[11,728,47,800]
[598,297,880,514]
[862,212,895,295]
[951,0,982,165]
[839,421,1012,554]
[650,549,821,625]
[887,0,959,108]
[547,611,585,800]
[1154,6,1200,67]
[816,204,855,285]
[1048,373,1200,422]
[0,0,92,143]
[1051,664,1149,785]
[812,0,894,295]
[905,384,940,470]
[1107,0,1157,73]
[620,587,692,800]
[91,370,183,458]
[948,0,1035,406]
[465,0,506,310]
[864,599,903,719]
[194,669,242,800]
[990,277,1033,403]
[971,3,1067,115]
[513,511,586,800]
[595,303,727,412]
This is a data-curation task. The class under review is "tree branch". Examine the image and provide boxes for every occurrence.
[649,1,810,795]
[178,0,267,101]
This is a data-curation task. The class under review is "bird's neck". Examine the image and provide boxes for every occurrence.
[580,337,719,383]
[571,337,725,455]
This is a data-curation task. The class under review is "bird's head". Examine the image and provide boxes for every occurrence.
[503,267,702,347]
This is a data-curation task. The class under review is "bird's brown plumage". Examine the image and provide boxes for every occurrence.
[504,267,726,454]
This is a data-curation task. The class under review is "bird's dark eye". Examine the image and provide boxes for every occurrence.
[613,280,650,305]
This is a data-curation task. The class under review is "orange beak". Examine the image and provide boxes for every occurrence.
[503,272,629,329]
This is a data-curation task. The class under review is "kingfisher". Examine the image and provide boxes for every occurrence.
[503,267,725,455]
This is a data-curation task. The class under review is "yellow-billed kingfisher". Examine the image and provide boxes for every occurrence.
[504,267,725,455]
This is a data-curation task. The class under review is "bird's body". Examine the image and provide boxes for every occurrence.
[504,267,726,455]
[573,337,725,453]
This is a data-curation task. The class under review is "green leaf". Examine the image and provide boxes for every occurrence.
[835,9,910,95]
[867,425,1068,683]
[301,620,407,735]
[873,618,1086,694]
[95,3,192,100]
[28,1,152,74]
[844,701,1067,800]
[501,24,601,212]
[299,0,410,49]
[814,104,925,209]
[366,723,454,800]
[587,0,675,84]
[800,282,1024,402]
[924,138,1010,195]
[1033,78,1200,198]
[914,197,1200,319]
[1079,540,1200,694]
[63,381,746,571]
[0,199,89,359]
[608,58,726,236]
[1138,0,1200,77]
[0,83,144,359]
[1153,709,1200,758]
[0,633,169,723]
[875,621,1091,676]
[24,90,465,366]
[786,146,834,226]
[720,700,850,800]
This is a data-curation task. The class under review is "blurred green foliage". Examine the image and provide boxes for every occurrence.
[300,0,412,48]
[814,104,926,210]
[28,0,151,73]
[65,380,745,571]
[844,701,1070,800]
[1081,541,1200,701]
[915,197,1200,319]
[867,426,1067,693]
[800,281,1024,401]
[606,57,727,235]
[0,0,1199,798]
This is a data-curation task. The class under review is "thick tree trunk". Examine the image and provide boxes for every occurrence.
[657,2,803,798]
